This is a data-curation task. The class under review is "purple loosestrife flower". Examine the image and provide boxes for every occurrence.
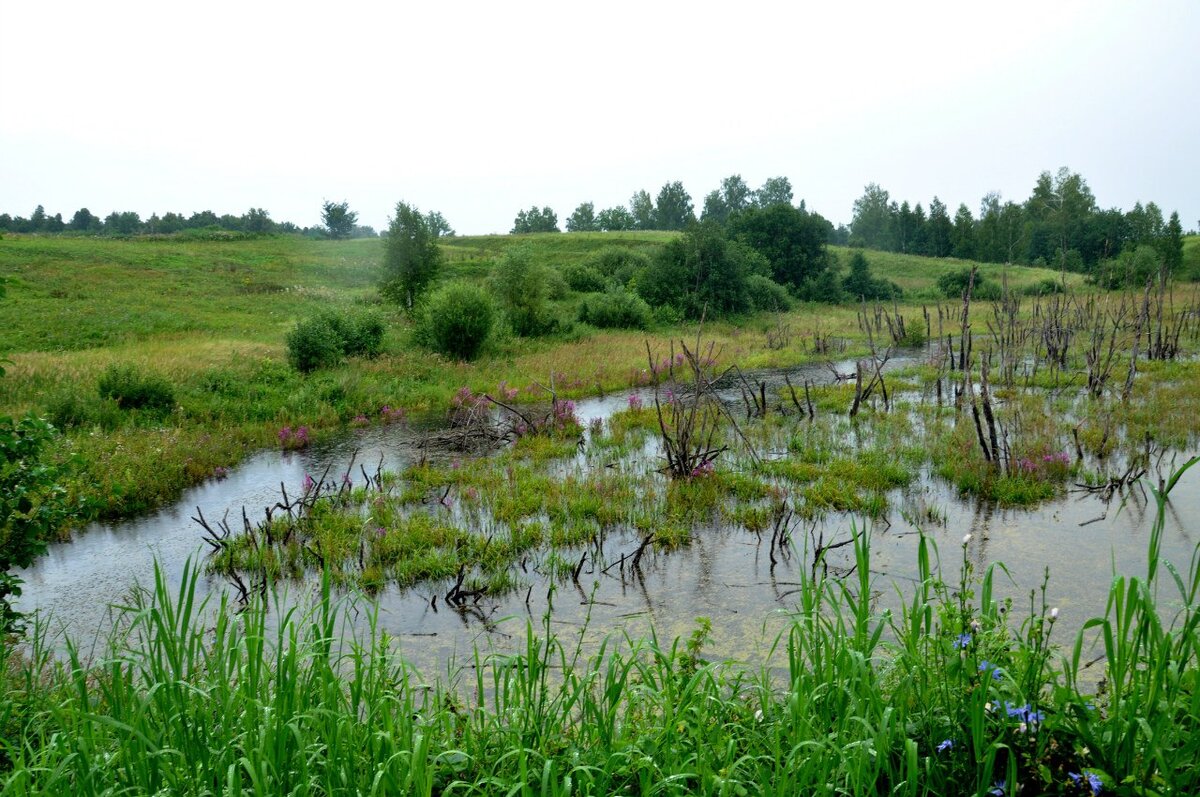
[627,393,644,411]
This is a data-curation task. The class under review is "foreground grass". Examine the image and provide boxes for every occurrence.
[3,478,1197,795]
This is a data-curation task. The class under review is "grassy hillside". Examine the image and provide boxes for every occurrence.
[828,246,1082,297]
[0,236,384,353]
[1184,234,1200,279]
[0,232,1081,357]
[440,231,1081,298]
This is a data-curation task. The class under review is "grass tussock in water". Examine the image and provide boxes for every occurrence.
[3,476,1200,795]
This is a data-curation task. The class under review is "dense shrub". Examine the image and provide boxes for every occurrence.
[97,364,175,413]
[560,263,607,293]
[1,414,79,631]
[578,289,652,329]
[544,267,570,300]
[422,281,496,360]
[286,309,385,373]
[841,252,901,301]
[1024,277,1066,297]
[937,268,1001,300]
[798,267,845,303]
[1091,246,1163,290]
[637,223,760,318]
[492,246,558,336]
[45,392,122,430]
[286,315,343,373]
[745,274,793,311]
[327,309,385,357]
[727,203,833,290]
[582,247,652,288]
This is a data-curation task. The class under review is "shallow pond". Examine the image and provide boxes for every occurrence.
[17,355,1200,680]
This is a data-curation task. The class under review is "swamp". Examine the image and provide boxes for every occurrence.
[2,231,1200,795]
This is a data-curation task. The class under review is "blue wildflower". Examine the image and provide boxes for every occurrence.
[1001,701,1043,725]
[936,738,953,753]
[979,660,1003,680]
[1069,771,1103,794]
[953,633,972,649]
[989,779,1006,796]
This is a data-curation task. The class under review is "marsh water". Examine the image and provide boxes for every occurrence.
[17,355,1200,677]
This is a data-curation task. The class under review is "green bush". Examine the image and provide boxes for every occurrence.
[422,281,496,360]
[583,246,651,288]
[798,267,845,303]
[286,309,386,373]
[544,267,570,300]
[746,274,793,311]
[492,246,557,337]
[842,252,901,301]
[578,289,652,329]
[937,268,1000,301]
[97,364,175,413]
[331,309,385,357]
[45,392,122,430]
[1023,277,1066,297]
[286,315,342,373]
[1,414,80,631]
[561,263,607,293]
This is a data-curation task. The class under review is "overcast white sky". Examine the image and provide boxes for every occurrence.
[2,1,1197,234]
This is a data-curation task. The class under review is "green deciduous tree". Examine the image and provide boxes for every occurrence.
[951,203,977,260]
[654,181,695,231]
[700,175,752,225]
[596,206,634,231]
[491,245,553,336]
[67,205,96,230]
[637,221,762,318]
[629,190,655,230]
[381,201,442,311]
[512,206,559,233]
[925,197,953,257]
[566,202,599,232]
[321,200,358,240]
[727,203,831,291]
[850,183,893,250]
[425,211,454,238]
[754,176,794,208]
[242,207,275,234]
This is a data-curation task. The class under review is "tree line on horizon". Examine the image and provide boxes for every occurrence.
[846,168,1187,278]
[512,175,825,235]
[0,203,381,240]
